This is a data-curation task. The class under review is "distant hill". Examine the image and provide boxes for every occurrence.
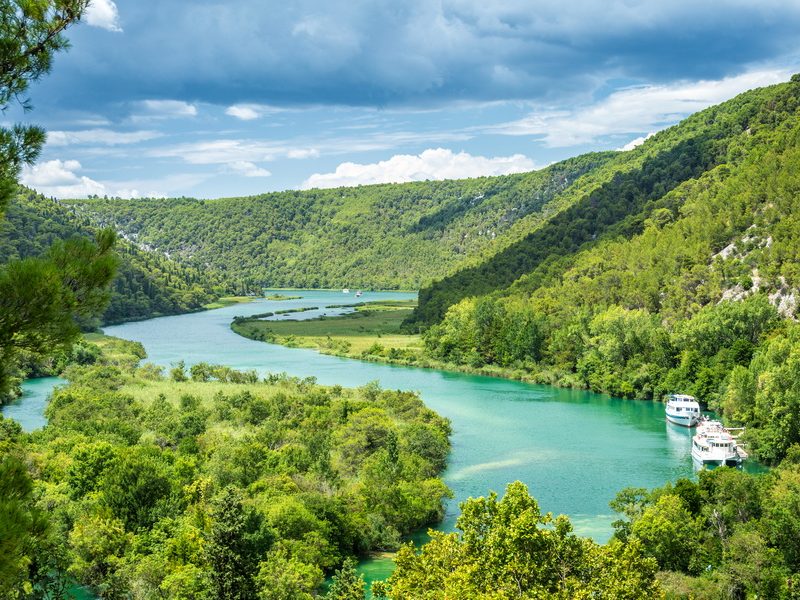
[0,189,228,324]
[64,153,614,292]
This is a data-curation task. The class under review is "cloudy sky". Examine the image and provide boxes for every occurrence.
[13,0,800,198]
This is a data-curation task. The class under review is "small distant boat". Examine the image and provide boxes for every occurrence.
[343,288,350,294]
[355,290,363,297]
[691,417,747,468]
[665,394,701,427]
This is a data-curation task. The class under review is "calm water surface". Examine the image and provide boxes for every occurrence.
[103,290,699,540]
[4,376,65,431]
[6,290,753,590]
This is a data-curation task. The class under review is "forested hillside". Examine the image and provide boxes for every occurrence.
[408,80,800,327]
[0,189,227,324]
[422,78,800,464]
[65,153,614,291]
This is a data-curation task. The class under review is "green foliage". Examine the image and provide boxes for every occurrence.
[255,546,322,600]
[0,190,228,325]
[0,454,51,598]
[66,153,613,292]
[10,341,451,597]
[324,557,365,600]
[611,466,800,598]
[207,487,272,600]
[721,323,800,464]
[0,226,117,403]
[380,481,662,599]
[630,495,700,573]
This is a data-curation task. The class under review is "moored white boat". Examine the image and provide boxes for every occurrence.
[665,394,701,427]
[691,418,747,468]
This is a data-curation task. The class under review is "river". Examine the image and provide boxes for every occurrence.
[5,289,744,588]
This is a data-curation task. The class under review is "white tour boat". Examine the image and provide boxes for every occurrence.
[665,394,701,427]
[342,288,350,294]
[691,418,747,468]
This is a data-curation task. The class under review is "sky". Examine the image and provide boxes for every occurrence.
[12,0,800,199]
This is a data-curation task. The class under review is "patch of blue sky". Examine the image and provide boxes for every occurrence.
[12,0,800,198]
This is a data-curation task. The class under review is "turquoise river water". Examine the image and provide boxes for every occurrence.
[5,289,758,588]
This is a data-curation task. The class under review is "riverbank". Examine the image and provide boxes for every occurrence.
[202,295,258,310]
[230,300,574,389]
[11,331,452,599]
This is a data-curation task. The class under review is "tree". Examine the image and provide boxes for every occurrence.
[0,2,119,402]
[255,546,322,600]
[0,454,50,597]
[381,482,662,599]
[0,1,90,213]
[0,230,118,401]
[629,494,700,573]
[99,446,172,531]
[324,558,365,600]
[207,487,273,600]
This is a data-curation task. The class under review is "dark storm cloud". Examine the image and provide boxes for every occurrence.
[36,0,800,112]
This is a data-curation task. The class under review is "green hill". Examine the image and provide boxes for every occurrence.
[421,77,800,464]
[408,80,800,327]
[0,189,228,325]
[64,153,613,292]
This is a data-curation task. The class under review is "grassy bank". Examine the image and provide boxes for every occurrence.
[231,300,422,355]
[230,301,558,385]
[203,295,258,310]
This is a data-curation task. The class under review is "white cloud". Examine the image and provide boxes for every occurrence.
[618,132,656,151]
[491,68,791,147]
[301,148,537,189]
[229,161,272,178]
[21,160,106,198]
[151,130,471,166]
[84,0,122,32]
[226,105,261,121]
[287,148,320,159]
[152,139,280,165]
[133,100,198,120]
[48,129,162,147]
[21,160,213,199]
[225,103,291,121]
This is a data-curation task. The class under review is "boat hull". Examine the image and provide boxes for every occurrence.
[666,412,699,427]
[691,447,742,468]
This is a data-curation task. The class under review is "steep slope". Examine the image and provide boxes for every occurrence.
[65,153,614,291]
[0,189,228,324]
[408,81,798,327]
[422,77,800,463]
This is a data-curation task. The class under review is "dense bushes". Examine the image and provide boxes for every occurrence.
[610,464,800,598]
[4,338,451,598]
